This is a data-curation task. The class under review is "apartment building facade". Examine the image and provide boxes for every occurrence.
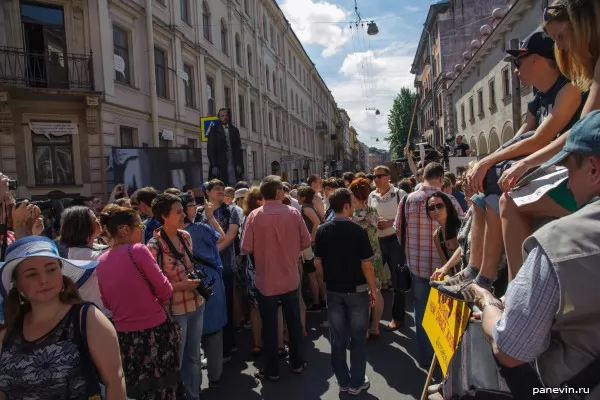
[0,0,341,198]
[411,0,508,149]
[449,0,541,157]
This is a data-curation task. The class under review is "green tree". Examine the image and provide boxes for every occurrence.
[386,87,418,159]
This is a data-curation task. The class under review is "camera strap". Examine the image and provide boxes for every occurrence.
[158,229,217,275]
[175,231,220,274]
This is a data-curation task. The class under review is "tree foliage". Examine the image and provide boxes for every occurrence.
[386,88,418,159]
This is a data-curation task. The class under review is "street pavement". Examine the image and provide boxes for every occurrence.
[201,292,434,400]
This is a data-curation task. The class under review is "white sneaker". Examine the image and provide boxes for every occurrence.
[201,357,208,369]
[348,376,370,395]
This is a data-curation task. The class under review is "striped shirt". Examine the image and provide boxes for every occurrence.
[148,229,204,316]
[394,185,463,278]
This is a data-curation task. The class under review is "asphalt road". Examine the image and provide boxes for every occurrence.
[201,292,434,400]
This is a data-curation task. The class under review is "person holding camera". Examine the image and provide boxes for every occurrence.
[147,193,207,400]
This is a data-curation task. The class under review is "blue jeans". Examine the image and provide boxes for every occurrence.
[327,290,370,389]
[411,274,434,366]
[174,304,205,400]
[257,288,305,377]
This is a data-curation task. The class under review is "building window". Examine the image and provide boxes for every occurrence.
[288,50,291,65]
[477,89,484,115]
[469,97,474,121]
[120,126,134,147]
[207,75,215,115]
[202,2,211,41]
[266,66,270,91]
[154,47,167,98]
[250,101,256,131]
[32,132,74,185]
[224,87,232,111]
[247,45,253,75]
[252,151,257,180]
[238,94,246,127]
[279,78,283,99]
[180,0,190,24]
[221,19,228,55]
[262,16,267,38]
[270,25,274,48]
[461,103,466,126]
[268,112,273,139]
[301,99,303,119]
[275,116,280,141]
[183,64,194,108]
[502,67,511,98]
[290,89,294,110]
[187,138,197,148]
[489,78,496,108]
[113,25,130,84]
[295,93,298,111]
[244,0,249,15]
[272,73,277,96]
[235,34,242,67]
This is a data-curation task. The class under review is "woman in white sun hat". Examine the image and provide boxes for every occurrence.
[0,235,125,399]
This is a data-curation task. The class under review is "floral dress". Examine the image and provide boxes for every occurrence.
[353,206,383,289]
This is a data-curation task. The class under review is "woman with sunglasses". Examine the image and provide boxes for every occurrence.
[96,205,182,399]
[426,192,462,281]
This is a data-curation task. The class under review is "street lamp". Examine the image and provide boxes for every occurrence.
[367,21,379,35]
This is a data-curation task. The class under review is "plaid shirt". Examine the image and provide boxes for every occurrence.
[394,185,463,279]
[148,229,204,316]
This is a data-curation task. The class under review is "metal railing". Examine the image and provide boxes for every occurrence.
[0,47,94,91]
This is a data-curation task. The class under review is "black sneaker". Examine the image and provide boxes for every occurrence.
[436,280,477,302]
[430,268,475,288]
[307,304,322,313]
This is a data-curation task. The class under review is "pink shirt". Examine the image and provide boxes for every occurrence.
[241,200,312,296]
[97,243,173,332]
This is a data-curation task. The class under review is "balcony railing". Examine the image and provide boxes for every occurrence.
[0,47,94,91]
[316,121,328,133]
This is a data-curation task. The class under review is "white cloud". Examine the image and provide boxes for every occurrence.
[404,6,421,12]
[329,44,416,149]
[279,0,351,57]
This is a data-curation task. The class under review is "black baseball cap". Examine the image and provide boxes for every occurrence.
[505,32,556,61]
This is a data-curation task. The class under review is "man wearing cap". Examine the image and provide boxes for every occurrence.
[437,31,586,300]
[469,110,600,398]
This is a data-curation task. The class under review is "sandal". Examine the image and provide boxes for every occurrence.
[252,346,262,357]
[292,361,308,374]
[278,347,289,358]
[254,369,280,382]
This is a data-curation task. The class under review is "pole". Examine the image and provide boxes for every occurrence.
[146,0,159,147]
[427,31,438,149]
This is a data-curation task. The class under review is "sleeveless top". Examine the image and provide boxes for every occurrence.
[301,204,318,233]
[0,304,92,399]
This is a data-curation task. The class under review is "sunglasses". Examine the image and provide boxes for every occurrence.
[374,174,389,179]
[512,53,533,68]
[427,203,445,212]
[543,5,565,21]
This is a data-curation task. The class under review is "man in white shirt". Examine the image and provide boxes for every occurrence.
[367,165,407,331]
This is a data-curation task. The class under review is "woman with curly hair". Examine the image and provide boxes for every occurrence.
[348,178,384,339]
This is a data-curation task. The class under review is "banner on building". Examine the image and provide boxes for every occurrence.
[109,147,204,193]
[29,122,78,139]
[422,288,471,376]
[200,116,220,142]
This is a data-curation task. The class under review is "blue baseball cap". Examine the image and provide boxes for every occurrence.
[542,110,600,169]
[0,236,97,300]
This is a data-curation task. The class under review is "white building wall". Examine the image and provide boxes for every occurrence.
[450,0,543,157]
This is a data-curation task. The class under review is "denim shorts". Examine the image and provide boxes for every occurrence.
[470,193,501,215]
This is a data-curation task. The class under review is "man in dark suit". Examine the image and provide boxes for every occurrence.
[207,108,244,186]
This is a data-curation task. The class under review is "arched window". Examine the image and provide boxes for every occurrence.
[221,19,228,55]
[202,2,211,41]
[247,45,253,75]
[266,66,270,90]
[235,34,242,67]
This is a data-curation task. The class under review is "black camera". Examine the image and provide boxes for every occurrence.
[188,266,216,300]
[8,180,17,191]
[15,199,53,213]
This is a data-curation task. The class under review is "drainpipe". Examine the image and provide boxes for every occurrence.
[146,0,159,146]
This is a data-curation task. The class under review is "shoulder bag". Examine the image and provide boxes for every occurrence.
[395,196,412,292]
[72,302,103,400]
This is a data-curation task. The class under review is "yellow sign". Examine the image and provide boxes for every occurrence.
[200,116,219,143]
[422,287,471,375]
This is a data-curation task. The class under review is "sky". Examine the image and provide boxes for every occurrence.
[276,0,431,150]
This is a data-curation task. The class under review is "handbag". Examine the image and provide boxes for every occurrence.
[125,245,182,397]
[395,197,412,292]
[72,302,103,400]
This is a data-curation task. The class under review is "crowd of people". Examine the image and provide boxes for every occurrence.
[0,1,598,399]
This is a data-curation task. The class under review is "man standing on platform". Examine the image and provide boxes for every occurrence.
[207,108,244,186]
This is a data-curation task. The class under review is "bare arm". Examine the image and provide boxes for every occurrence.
[479,85,581,168]
[206,216,226,244]
[581,59,600,116]
[217,224,239,252]
[86,306,127,399]
[304,208,321,243]
[514,112,538,137]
